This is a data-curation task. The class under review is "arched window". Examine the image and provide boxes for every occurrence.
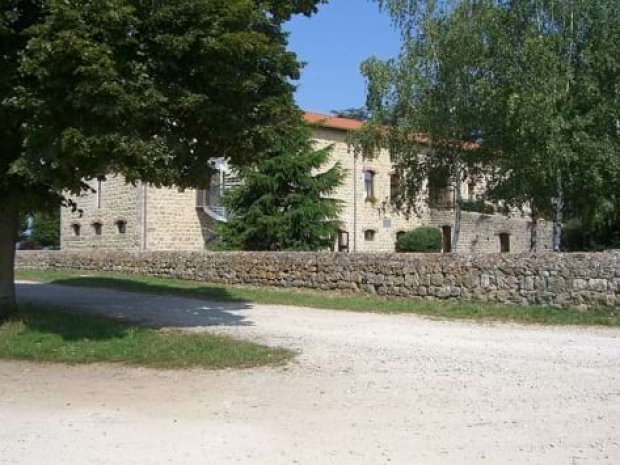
[364,229,376,241]
[71,223,81,237]
[115,220,127,234]
[363,170,375,200]
[92,222,103,236]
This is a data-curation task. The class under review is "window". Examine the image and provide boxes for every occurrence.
[363,170,375,201]
[92,222,103,236]
[71,223,81,237]
[499,233,510,253]
[337,230,349,252]
[115,220,127,234]
[364,229,376,241]
[442,225,452,253]
[390,173,400,202]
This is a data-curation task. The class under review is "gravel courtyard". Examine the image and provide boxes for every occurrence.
[2,282,619,464]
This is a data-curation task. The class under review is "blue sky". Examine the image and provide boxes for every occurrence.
[285,0,400,115]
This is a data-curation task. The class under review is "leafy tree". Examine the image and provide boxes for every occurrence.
[0,0,326,314]
[28,210,60,248]
[359,0,490,252]
[477,0,620,251]
[330,107,370,121]
[218,127,344,251]
[366,0,619,252]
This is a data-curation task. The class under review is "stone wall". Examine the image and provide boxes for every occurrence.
[61,175,143,251]
[16,250,619,309]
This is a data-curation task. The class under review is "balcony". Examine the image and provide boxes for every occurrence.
[196,160,239,222]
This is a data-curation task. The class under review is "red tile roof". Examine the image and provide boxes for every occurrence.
[303,111,479,150]
[303,112,364,131]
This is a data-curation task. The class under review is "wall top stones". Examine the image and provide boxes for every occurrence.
[16,250,619,309]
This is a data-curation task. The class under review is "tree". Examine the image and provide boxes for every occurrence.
[330,107,370,121]
[0,0,326,314]
[359,0,490,252]
[218,127,344,251]
[366,0,619,252]
[477,0,620,251]
[26,210,60,249]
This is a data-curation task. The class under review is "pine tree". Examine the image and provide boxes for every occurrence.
[219,128,344,251]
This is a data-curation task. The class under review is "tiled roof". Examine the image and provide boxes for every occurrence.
[303,112,364,131]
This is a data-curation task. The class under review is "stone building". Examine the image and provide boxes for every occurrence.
[60,112,552,253]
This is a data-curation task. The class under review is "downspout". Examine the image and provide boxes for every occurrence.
[140,183,148,252]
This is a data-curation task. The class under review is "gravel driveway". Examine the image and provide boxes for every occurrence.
[2,281,619,464]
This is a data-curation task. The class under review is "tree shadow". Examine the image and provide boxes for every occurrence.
[16,279,257,336]
[44,276,246,303]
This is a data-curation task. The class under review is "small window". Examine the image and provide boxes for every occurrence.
[390,173,400,202]
[71,223,81,237]
[115,220,127,234]
[499,233,510,253]
[364,229,376,241]
[363,170,375,200]
[92,222,103,236]
[337,230,349,252]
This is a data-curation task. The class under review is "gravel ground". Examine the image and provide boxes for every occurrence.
[1,282,619,464]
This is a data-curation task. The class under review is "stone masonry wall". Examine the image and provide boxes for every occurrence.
[16,251,619,309]
[61,175,143,251]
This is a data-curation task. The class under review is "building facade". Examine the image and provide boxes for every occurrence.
[61,112,552,253]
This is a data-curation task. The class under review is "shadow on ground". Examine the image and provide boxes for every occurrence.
[16,280,256,331]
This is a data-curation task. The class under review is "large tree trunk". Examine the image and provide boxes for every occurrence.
[451,156,462,253]
[0,202,19,318]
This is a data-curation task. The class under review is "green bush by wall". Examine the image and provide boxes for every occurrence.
[396,227,443,253]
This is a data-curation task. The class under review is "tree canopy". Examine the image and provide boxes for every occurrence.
[0,0,326,312]
[363,0,619,251]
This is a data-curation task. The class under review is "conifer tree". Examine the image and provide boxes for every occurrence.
[219,127,344,251]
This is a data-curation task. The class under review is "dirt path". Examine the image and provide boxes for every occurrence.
[2,282,619,464]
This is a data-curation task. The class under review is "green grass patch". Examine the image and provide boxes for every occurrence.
[17,269,620,327]
[0,304,293,369]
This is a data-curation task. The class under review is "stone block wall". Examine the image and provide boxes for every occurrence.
[428,210,553,254]
[16,250,619,309]
[61,175,143,251]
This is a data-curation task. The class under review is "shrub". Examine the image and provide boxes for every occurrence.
[396,227,443,253]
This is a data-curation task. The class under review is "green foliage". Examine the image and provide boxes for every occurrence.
[330,107,370,121]
[0,0,326,211]
[563,218,620,252]
[395,227,442,253]
[25,210,60,248]
[218,127,344,251]
[460,200,494,215]
[0,0,325,303]
[367,0,620,250]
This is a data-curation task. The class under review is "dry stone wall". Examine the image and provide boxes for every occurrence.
[17,251,619,309]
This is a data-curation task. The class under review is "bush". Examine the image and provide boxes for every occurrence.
[396,227,443,253]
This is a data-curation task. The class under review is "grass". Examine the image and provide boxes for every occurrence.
[0,305,293,369]
[17,269,620,327]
